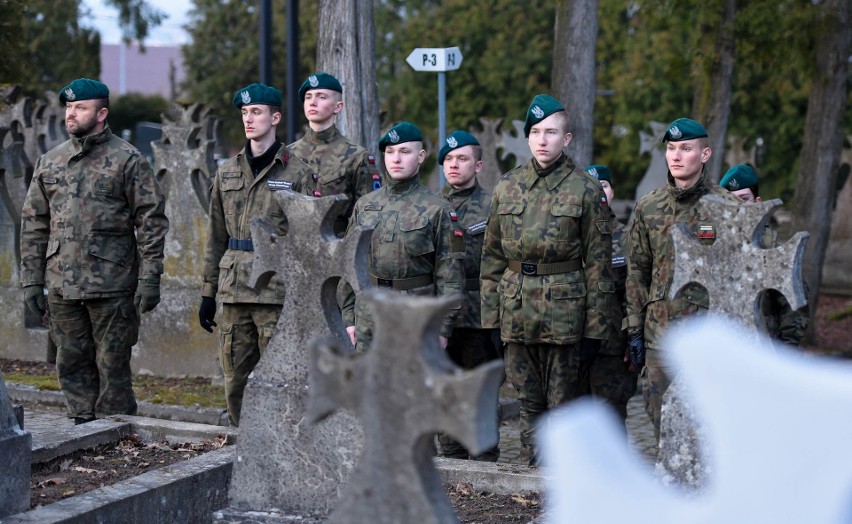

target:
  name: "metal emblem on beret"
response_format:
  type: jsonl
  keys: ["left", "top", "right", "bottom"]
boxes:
{"left": 588, "top": 167, "right": 599, "bottom": 179}
{"left": 309, "top": 75, "right": 319, "bottom": 87}
{"left": 728, "top": 178, "right": 739, "bottom": 190}
{"left": 65, "top": 88, "right": 75, "bottom": 101}
{"left": 389, "top": 129, "right": 400, "bottom": 143}
{"left": 447, "top": 136, "right": 458, "bottom": 148}
{"left": 531, "top": 105, "right": 544, "bottom": 119}
{"left": 669, "top": 125, "right": 682, "bottom": 139}
{"left": 241, "top": 90, "right": 251, "bottom": 104}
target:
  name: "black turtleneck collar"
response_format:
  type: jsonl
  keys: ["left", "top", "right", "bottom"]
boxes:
{"left": 246, "top": 139, "right": 281, "bottom": 176}
{"left": 533, "top": 153, "right": 567, "bottom": 177}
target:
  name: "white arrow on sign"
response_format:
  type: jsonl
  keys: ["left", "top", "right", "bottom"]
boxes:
{"left": 406, "top": 47, "right": 463, "bottom": 72}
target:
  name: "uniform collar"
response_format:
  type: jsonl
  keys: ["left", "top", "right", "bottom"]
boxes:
{"left": 666, "top": 170, "right": 708, "bottom": 201}
{"left": 70, "top": 125, "right": 112, "bottom": 157}
{"left": 524, "top": 154, "right": 572, "bottom": 190}
{"left": 442, "top": 178, "right": 480, "bottom": 198}
{"left": 305, "top": 124, "right": 339, "bottom": 145}
{"left": 385, "top": 173, "right": 420, "bottom": 194}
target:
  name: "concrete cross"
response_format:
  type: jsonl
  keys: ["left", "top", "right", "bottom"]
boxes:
{"left": 225, "top": 190, "right": 373, "bottom": 518}
{"left": 308, "top": 290, "right": 504, "bottom": 524}
{"left": 669, "top": 195, "right": 809, "bottom": 332}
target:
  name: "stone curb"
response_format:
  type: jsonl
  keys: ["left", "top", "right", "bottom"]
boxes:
{"left": 435, "top": 458, "right": 543, "bottom": 495}
{"left": 6, "top": 382, "right": 230, "bottom": 426}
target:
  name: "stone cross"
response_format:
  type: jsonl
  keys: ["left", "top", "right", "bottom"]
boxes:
{"left": 634, "top": 121, "right": 669, "bottom": 200}
{"left": 0, "top": 373, "right": 31, "bottom": 518}
{"left": 308, "top": 290, "right": 505, "bottom": 524}
{"left": 470, "top": 117, "right": 505, "bottom": 193}
{"left": 669, "top": 195, "right": 809, "bottom": 332}
{"left": 500, "top": 119, "right": 532, "bottom": 167}
{"left": 223, "top": 191, "right": 373, "bottom": 519}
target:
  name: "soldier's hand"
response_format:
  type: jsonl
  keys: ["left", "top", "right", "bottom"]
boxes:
{"left": 24, "top": 285, "right": 47, "bottom": 318}
{"left": 199, "top": 296, "right": 217, "bottom": 333}
{"left": 134, "top": 276, "right": 161, "bottom": 314}
{"left": 627, "top": 329, "right": 646, "bottom": 372}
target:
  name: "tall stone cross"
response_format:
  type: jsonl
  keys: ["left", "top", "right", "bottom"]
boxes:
{"left": 225, "top": 191, "right": 372, "bottom": 518}
{"left": 669, "top": 195, "right": 809, "bottom": 332}
{"left": 307, "top": 290, "right": 505, "bottom": 524}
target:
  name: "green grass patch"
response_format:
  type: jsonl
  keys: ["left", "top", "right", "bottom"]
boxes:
{"left": 4, "top": 373, "right": 61, "bottom": 391}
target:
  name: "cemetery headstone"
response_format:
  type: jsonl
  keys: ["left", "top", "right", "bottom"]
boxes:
{"left": 0, "top": 373, "right": 31, "bottom": 518}
{"left": 634, "top": 121, "right": 669, "bottom": 200}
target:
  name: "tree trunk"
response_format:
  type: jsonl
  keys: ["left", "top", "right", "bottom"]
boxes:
{"left": 791, "top": 0, "right": 850, "bottom": 338}
{"left": 316, "top": 0, "right": 381, "bottom": 158}
{"left": 691, "top": 0, "right": 736, "bottom": 183}
{"left": 551, "top": 0, "right": 598, "bottom": 168}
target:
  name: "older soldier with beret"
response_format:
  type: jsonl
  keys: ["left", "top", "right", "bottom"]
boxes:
{"left": 20, "top": 78, "right": 169, "bottom": 424}
{"left": 480, "top": 94, "right": 615, "bottom": 465}
{"left": 720, "top": 164, "right": 810, "bottom": 346}
{"left": 341, "top": 122, "right": 465, "bottom": 350}
{"left": 289, "top": 72, "right": 381, "bottom": 236}
{"left": 623, "top": 118, "right": 738, "bottom": 444}
{"left": 584, "top": 164, "right": 638, "bottom": 424}
{"left": 436, "top": 130, "right": 502, "bottom": 461}
{"left": 199, "top": 83, "right": 314, "bottom": 426}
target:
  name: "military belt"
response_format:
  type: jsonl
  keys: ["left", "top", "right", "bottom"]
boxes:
{"left": 465, "top": 278, "right": 480, "bottom": 290}
{"left": 228, "top": 238, "right": 254, "bottom": 251}
{"left": 370, "top": 274, "right": 433, "bottom": 290}
{"left": 507, "top": 259, "right": 581, "bottom": 276}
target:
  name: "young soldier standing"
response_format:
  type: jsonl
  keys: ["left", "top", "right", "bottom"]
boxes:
{"left": 480, "top": 95, "right": 614, "bottom": 465}
{"left": 341, "top": 122, "right": 464, "bottom": 351}
{"left": 623, "top": 118, "right": 738, "bottom": 443}
{"left": 198, "top": 83, "right": 313, "bottom": 426}
{"left": 437, "top": 130, "right": 502, "bottom": 461}
{"left": 719, "top": 164, "right": 810, "bottom": 346}
{"left": 20, "top": 78, "right": 168, "bottom": 424}
{"left": 584, "top": 164, "right": 638, "bottom": 424}
{"left": 288, "top": 72, "right": 381, "bottom": 235}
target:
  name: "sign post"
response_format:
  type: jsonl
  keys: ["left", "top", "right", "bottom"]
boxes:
{"left": 406, "top": 47, "right": 463, "bottom": 187}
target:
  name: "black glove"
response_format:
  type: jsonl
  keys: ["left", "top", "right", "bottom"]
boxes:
{"left": 134, "top": 276, "right": 161, "bottom": 314}
{"left": 627, "top": 329, "right": 646, "bottom": 372}
{"left": 579, "top": 338, "right": 601, "bottom": 364}
{"left": 24, "top": 285, "right": 47, "bottom": 318}
{"left": 198, "top": 296, "right": 217, "bottom": 333}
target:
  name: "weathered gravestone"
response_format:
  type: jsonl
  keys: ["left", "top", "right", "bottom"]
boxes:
{"left": 634, "top": 121, "right": 669, "bottom": 200}
{"left": 657, "top": 195, "right": 809, "bottom": 488}
{"left": 0, "top": 373, "right": 31, "bottom": 518}
{"left": 470, "top": 117, "right": 505, "bottom": 193}
{"left": 308, "top": 290, "right": 504, "bottom": 524}
{"left": 214, "top": 191, "right": 372, "bottom": 521}
{"left": 541, "top": 318, "right": 852, "bottom": 524}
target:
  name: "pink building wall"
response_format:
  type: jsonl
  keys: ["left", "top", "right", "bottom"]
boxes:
{"left": 100, "top": 43, "right": 185, "bottom": 99}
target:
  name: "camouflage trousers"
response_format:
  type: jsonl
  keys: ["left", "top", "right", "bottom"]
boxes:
{"left": 437, "top": 328, "right": 503, "bottom": 462}
{"left": 505, "top": 342, "right": 585, "bottom": 466}
{"left": 219, "top": 303, "right": 281, "bottom": 426}
{"left": 579, "top": 352, "right": 638, "bottom": 424}
{"left": 641, "top": 349, "right": 675, "bottom": 445}
{"left": 48, "top": 295, "right": 139, "bottom": 421}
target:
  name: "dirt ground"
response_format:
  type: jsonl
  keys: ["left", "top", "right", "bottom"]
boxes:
{"left": 30, "top": 434, "right": 229, "bottom": 508}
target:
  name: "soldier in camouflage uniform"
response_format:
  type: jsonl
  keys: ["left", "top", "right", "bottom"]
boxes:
{"left": 288, "top": 72, "right": 382, "bottom": 236}
{"left": 341, "top": 122, "right": 465, "bottom": 350}
{"left": 623, "top": 118, "right": 739, "bottom": 443}
{"left": 198, "top": 83, "right": 314, "bottom": 426}
{"left": 720, "top": 164, "right": 810, "bottom": 345}
{"left": 584, "top": 164, "right": 638, "bottom": 423}
{"left": 20, "top": 78, "right": 168, "bottom": 424}
{"left": 480, "top": 95, "right": 614, "bottom": 465}
{"left": 436, "top": 130, "right": 502, "bottom": 461}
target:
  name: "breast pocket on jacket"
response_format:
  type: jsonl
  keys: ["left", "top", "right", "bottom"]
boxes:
{"left": 220, "top": 172, "right": 244, "bottom": 216}
{"left": 497, "top": 202, "right": 525, "bottom": 246}
{"left": 400, "top": 215, "right": 434, "bottom": 258}
{"left": 549, "top": 201, "right": 582, "bottom": 243}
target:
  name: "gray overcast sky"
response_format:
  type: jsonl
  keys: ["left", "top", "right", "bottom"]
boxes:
{"left": 82, "top": 0, "right": 192, "bottom": 45}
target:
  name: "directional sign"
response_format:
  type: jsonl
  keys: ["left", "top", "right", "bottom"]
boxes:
{"left": 406, "top": 47, "right": 463, "bottom": 72}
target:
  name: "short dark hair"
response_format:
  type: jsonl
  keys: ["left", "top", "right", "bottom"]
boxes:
{"left": 95, "top": 97, "right": 110, "bottom": 111}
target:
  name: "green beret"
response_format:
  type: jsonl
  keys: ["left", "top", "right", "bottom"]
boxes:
{"left": 298, "top": 72, "right": 343, "bottom": 102}
{"left": 585, "top": 164, "right": 612, "bottom": 184}
{"left": 524, "top": 94, "right": 566, "bottom": 137}
{"left": 720, "top": 164, "right": 759, "bottom": 191}
{"left": 438, "top": 130, "right": 480, "bottom": 165}
{"left": 59, "top": 78, "right": 109, "bottom": 104}
{"left": 378, "top": 122, "right": 423, "bottom": 152}
{"left": 661, "top": 117, "right": 708, "bottom": 142}
{"left": 232, "top": 83, "right": 282, "bottom": 108}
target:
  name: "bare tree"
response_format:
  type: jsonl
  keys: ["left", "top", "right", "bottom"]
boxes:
{"left": 316, "top": 0, "right": 381, "bottom": 157}
{"left": 791, "top": 0, "right": 850, "bottom": 336}
{"left": 551, "top": 0, "right": 598, "bottom": 168}
{"left": 691, "top": 0, "right": 737, "bottom": 182}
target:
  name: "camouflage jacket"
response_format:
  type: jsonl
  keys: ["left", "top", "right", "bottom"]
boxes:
{"left": 480, "top": 155, "right": 614, "bottom": 345}
{"left": 20, "top": 126, "right": 168, "bottom": 299}
{"left": 341, "top": 175, "right": 465, "bottom": 337}
{"left": 441, "top": 180, "right": 491, "bottom": 329}
{"left": 623, "top": 172, "right": 738, "bottom": 350}
{"left": 201, "top": 143, "right": 312, "bottom": 304}
{"left": 602, "top": 209, "right": 627, "bottom": 355}
{"left": 288, "top": 125, "right": 381, "bottom": 235}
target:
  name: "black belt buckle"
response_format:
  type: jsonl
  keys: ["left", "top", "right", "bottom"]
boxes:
{"left": 376, "top": 278, "right": 393, "bottom": 288}
{"left": 521, "top": 263, "right": 537, "bottom": 276}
